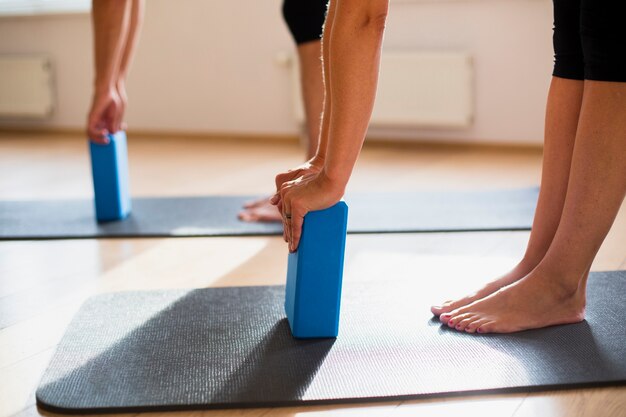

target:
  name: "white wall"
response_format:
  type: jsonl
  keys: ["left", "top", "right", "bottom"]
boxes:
{"left": 0, "top": 0, "right": 553, "bottom": 144}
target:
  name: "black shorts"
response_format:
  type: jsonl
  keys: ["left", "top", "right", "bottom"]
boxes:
{"left": 282, "top": 0, "right": 328, "bottom": 45}
{"left": 553, "top": 0, "right": 626, "bottom": 82}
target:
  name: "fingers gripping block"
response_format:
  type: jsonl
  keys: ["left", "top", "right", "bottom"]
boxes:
{"left": 285, "top": 202, "right": 349, "bottom": 338}
{"left": 89, "top": 131, "right": 132, "bottom": 222}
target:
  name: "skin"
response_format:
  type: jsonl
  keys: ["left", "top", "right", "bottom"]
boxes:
{"left": 238, "top": 40, "right": 325, "bottom": 222}
{"left": 271, "top": 3, "right": 625, "bottom": 333}
{"left": 87, "top": 0, "right": 325, "bottom": 224}
{"left": 431, "top": 77, "right": 584, "bottom": 317}
{"left": 436, "top": 79, "right": 626, "bottom": 334}
{"left": 87, "top": 0, "right": 144, "bottom": 144}
{"left": 272, "top": 0, "right": 390, "bottom": 252}
{"left": 299, "top": 40, "right": 327, "bottom": 160}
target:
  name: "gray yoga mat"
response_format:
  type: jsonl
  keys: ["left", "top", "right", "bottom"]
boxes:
{"left": 0, "top": 188, "right": 538, "bottom": 240}
{"left": 36, "top": 271, "right": 626, "bottom": 413}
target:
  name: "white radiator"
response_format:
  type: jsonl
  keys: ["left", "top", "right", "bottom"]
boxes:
{"left": 291, "top": 51, "right": 473, "bottom": 129}
{"left": 0, "top": 56, "right": 54, "bottom": 118}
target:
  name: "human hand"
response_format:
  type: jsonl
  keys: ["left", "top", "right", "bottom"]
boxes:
{"left": 87, "top": 87, "right": 123, "bottom": 144}
{"left": 271, "top": 156, "right": 324, "bottom": 241}
{"left": 272, "top": 170, "right": 344, "bottom": 252}
{"left": 273, "top": 155, "right": 325, "bottom": 194}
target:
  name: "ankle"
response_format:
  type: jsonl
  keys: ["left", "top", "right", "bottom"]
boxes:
{"left": 511, "top": 256, "right": 540, "bottom": 278}
{"left": 533, "top": 263, "right": 584, "bottom": 299}
{"left": 518, "top": 253, "right": 544, "bottom": 273}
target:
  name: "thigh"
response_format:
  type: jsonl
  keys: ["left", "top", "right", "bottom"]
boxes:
{"left": 580, "top": 0, "right": 626, "bottom": 82}
{"left": 282, "top": 0, "right": 328, "bottom": 45}
{"left": 552, "top": 0, "right": 584, "bottom": 80}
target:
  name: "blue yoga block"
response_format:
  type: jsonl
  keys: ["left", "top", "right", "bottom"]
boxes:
{"left": 285, "top": 201, "right": 349, "bottom": 339}
{"left": 89, "top": 131, "right": 132, "bottom": 222}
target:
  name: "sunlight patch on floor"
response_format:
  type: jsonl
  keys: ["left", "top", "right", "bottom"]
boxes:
{"left": 345, "top": 251, "right": 519, "bottom": 301}
{"left": 95, "top": 238, "right": 274, "bottom": 292}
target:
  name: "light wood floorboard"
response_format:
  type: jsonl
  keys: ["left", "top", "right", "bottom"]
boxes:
{"left": 0, "top": 133, "right": 623, "bottom": 417}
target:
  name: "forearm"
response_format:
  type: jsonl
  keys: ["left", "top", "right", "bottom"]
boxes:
{"left": 92, "top": 0, "right": 132, "bottom": 93}
{"left": 322, "top": 0, "right": 388, "bottom": 189}
{"left": 116, "top": 0, "right": 144, "bottom": 86}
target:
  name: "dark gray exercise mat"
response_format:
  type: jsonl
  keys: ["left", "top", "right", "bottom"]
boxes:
{"left": 0, "top": 188, "right": 538, "bottom": 240}
{"left": 37, "top": 271, "right": 626, "bottom": 413}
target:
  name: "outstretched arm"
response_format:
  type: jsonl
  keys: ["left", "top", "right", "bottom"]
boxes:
{"left": 87, "top": 0, "right": 132, "bottom": 143}
{"left": 274, "top": 0, "right": 389, "bottom": 252}
{"left": 322, "top": 0, "right": 387, "bottom": 189}
{"left": 272, "top": 0, "right": 336, "bottom": 199}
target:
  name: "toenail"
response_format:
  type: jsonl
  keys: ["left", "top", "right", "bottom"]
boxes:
{"left": 448, "top": 320, "right": 454, "bottom": 326}
{"left": 456, "top": 325, "right": 461, "bottom": 329}
{"left": 477, "top": 328, "right": 482, "bottom": 333}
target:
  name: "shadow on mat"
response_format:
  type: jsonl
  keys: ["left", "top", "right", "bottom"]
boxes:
{"left": 214, "top": 319, "right": 335, "bottom": 403}
{"left": 37, "top": 273, "right": 626, "bottom": 411}
{"left": 36, "top": 287, "right": 334, "bottom": 411}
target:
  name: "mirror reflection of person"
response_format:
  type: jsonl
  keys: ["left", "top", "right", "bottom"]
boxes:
{"left": 272, "top": 0, "right": 626, "bottom": 334}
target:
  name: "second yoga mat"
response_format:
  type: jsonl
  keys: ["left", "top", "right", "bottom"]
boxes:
{"left": 0, "top": 188, "right": 538, "bottom": 240}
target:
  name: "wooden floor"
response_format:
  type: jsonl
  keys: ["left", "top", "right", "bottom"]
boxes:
{"left": 0, "top": 132, "right": 624, "bottom": 417}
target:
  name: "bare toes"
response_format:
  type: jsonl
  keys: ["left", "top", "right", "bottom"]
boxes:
{"left": 243, "top": 197, "right": 268, "bottom": 209}
{"left": 439, "top": 312, "right": 453, "bottom": 325}
{"left": 476, "top": 321, "right": 496, "bottom": 334}
{"left": 456, "top": 315, "right": 478, "bottom": 332}
{"left": 243, "top": 201, "right": 258, "bottom": 209}
{"left": 440, "top": 303, "right": 474, "bottom": 324}
{"left": 465, "top": 317, "right": 490, "bottom": 334}
{"left": 446, "top": 312, "right": 472, "bottom": 328}
{"left": 431, "top": 297, "right": 473, "bottom": 316}
{"left": 237, "top": 210, "right": 258, "bottom": 222}
{"left": 430, "top": 300, "right": 453, "bottom": 316}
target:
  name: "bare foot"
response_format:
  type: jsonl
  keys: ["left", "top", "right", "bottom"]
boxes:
{"left": 430, "top": 261, "right": 536, "bottom": 317}
{"left": 243, "top": 196, "right": 268, "bottom": 209}
{"left": 238, "top": 197, "right": 282, "bottom": 223}
{"left": 440, "top": 269, "right": 586, "bottom": 334}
